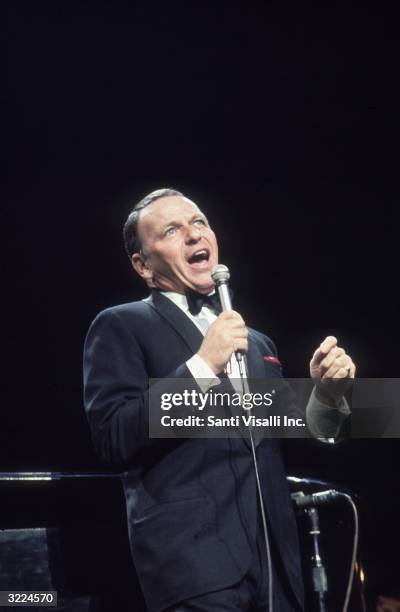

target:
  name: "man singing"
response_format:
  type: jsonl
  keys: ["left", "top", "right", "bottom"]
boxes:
{"left": 83, "top": 188, "right": 355, "bottom": 611}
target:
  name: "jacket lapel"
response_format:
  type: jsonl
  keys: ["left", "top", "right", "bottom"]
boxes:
{"left": 242, "top": 333, "right": 268, "bottom": 448}
{"left": 145, "top": 290, "right": 205, "bottom": 355}
{"left": 246, "top": 331, "right": 267, "bottom": 379}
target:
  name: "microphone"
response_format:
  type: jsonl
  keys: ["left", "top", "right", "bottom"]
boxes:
{"left": 291, "top": 489, "right": 342, "bottom": 510}
{"left": 211, "top": 264, "right": 243, "bottom": 364}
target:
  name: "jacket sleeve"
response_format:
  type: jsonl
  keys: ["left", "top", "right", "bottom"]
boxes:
{"left": 83, "top": 308, "right": 197, "bottom": 469}
{"left": 305, "top": 387, "right": 351, "bottom": 443}
{"left": 259, "top": 331, "right": 351, "bottom": 442}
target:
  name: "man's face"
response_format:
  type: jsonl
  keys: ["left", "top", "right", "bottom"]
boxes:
{"left": 132, "top": 195, "right": 219, "bottom": 294}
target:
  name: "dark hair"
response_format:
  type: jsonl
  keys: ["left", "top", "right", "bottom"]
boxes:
{"left": 123, "top": 188, "right": 184, "bottom": 259}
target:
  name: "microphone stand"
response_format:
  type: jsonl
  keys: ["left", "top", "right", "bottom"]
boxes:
{"left": 306, "top": 507, "right": 328, "bottom": 612}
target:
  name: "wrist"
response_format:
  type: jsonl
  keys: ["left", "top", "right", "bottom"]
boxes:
{"left": 196, "top": 350, "right": 220, "bottom": 375}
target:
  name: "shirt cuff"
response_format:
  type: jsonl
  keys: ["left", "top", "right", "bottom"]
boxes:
{"left": 186, "top": 354, "right": 221, "bottom": 393}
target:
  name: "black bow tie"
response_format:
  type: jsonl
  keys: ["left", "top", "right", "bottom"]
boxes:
{"left": 185, "top": 290, "right": 222, "bottom": 316}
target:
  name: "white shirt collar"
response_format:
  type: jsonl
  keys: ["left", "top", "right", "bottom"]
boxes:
{"left": 160, "top": 289, "right": 217, "bottom": 315}
{"left": 160, "top": 291, "right": 190, "bottom": 313}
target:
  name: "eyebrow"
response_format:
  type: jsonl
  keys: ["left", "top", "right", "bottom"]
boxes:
{"left": 160, "top": 213, "right": 207, "bottom": 231}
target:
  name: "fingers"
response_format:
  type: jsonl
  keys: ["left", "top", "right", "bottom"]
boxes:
{"left": 348, "top": 362, "right": 356, "bottom": 378}
{"left": 232, "top": 323, "right": 249, "bottom": 353}
{"left": 319, "top": 336, "right": 338, "bottom": 354}
{"left": 322, "top": 351, "right": 356, "bottom": 378}
{"left": 233, "top": 327, "right": 249, "bottom": 339}
{"left": 203, "top": 311, "right": 249, "bottom": 371}
{"left": 218, "top": 310, "right": 241, "bottom": 320}
{"left": 218, "top": 310, "right": 245, "bottom": 325}
{"left": 217, "top": 310, "right": 248, "bottom": 337}
{"left": 323, "top": 358, "right": 356, "bottom": 379}
{"left": 323, "top": 357, "right": 350, "bottom": 379}
{"left": 310, "top": 336, "right": 338, "bottom": 367}
{"left": 233, "top": 337, "right": 249, "bottom": 353}
{"left": 320, "top": 347, "right": 345, "bottom": 371}
{"left": 310, "top": 336, "right": 356, "bottom": 380}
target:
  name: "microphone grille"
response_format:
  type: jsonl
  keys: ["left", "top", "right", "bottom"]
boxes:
{"left": 211, "top": 264, "right": 230, "bottom": 284}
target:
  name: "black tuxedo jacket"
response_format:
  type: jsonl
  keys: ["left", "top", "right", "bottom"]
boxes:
{"left": 83, "top": 290, "right": 304, "bottom": 611}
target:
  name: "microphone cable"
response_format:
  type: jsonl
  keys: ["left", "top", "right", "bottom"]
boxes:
{"left": 212, "top": 264, "right": 274, "bottom": 611}
{"left": 238, "top": 357, "right": 274, "bottom": 612}
{"left": 341, "top": 493, "right": 359, "bottom": 612}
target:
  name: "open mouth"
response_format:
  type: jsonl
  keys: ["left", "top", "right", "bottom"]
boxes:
{"left": 187, "top": 248, "right": 210, "bottom": 267}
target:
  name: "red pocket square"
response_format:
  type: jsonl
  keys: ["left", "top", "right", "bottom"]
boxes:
{"left": 263, "top": 355, "right": 282, "bottom": 367}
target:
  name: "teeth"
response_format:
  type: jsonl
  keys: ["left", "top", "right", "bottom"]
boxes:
{"left": 188, "top": 249, "right": 209, "bottom": 263}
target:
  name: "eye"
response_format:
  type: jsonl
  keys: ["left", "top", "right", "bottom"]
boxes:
{"left": 165, "top": 226, "right": 177, "bottom": 236}
{"left": 194, "top": 218, "right": 206, "bottom": 226}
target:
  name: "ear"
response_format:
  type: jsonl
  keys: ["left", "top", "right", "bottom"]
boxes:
{"left": 131, "top": 253, "right": 153, "bottom": 283}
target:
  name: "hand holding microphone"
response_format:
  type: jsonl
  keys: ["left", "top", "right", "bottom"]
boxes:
{"left": 196, "top": 264, "right": 248, "bottom": 375}
{"left": 197, "top": 310, "right": 248, "bottom": 374}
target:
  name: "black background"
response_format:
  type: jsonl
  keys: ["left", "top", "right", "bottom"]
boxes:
{"left": 4, "top": 0, "right": 400, "bottom": 598}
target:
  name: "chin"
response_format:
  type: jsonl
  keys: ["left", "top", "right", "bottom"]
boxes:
{"left": 193, "top": 280, "right": 214, "bottom": 294}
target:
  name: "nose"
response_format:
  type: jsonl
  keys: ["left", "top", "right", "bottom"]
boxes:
{"left": 184, "top": 224, "right": 201, "bottom": 244}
